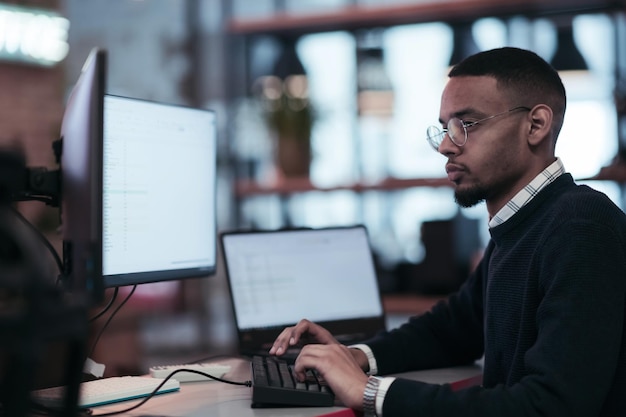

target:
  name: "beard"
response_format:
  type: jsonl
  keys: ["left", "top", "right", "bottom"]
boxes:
{"left": 454, "top": 184, "right": 487, "bottom": 208}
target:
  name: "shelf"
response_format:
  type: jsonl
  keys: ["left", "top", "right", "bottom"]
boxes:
{"left": 235, "top": 176, "right": 453, "bottom": 197}
{"left": 227, "top": 0, "right": 624, "bottom": 37}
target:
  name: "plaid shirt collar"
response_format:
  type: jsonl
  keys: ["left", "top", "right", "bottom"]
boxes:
{"left": 489, "top": 158, "right": 566, "bottom": 228}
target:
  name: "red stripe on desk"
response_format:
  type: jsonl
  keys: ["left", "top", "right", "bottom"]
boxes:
{"left": 315, "top": 410, "right": 362, "bottom": 417}
{"left": 450, "top": 374, "right": 483, "bottom": 391}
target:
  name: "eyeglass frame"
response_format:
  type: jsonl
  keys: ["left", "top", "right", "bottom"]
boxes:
{"left": 426, "top": 106, "right": 532, "bottom": 151}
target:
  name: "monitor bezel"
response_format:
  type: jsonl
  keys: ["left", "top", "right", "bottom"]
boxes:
{"left": 59, "top": 47, "right": 106, "bottom": 303}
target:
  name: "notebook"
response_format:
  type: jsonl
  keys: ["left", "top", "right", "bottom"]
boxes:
{"left": 221, "top": 225, "right": 387, "bottom": 359}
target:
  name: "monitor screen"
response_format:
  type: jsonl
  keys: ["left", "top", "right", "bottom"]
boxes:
{"left": 60, "top": 47, "right": 106, "bottom": 303}
{"left": 101, "top": 95, "right": 218, "bottom": 287}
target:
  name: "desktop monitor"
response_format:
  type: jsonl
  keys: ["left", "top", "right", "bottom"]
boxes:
{"left": 60, "top": 47, "right": 106, "bottom": 303}
{"left": 60, "top": 48, "right": 218, "bottom": 301}
{"left": 101, "top": 94, "right": 218, "bottom": 287}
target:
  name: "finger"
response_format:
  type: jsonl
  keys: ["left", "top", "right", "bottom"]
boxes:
{"left": 270, "top": 319, "right": 316, "bottom": 355}
{"left": 297, "top": 320, "right": 337, "bottom": 345}
{"left": 269, "top": 327, "right": 295, "bottom": 355}
{"left": 292, "top": 350, "right": 312, "bottom": 379}
{"left": 293, "top": 344, "right": 325, "bottom": 373}
{"left": 287, "top": 319, "right": 314, "bottom": 346}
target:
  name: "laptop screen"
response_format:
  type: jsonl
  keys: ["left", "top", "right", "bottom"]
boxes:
{"left": 221, "top": 226, "right": 386, "bottom": 351}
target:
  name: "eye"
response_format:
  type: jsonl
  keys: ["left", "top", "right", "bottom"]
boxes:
{"left": 462, "top": 120, "right": 479, "bottom": 128}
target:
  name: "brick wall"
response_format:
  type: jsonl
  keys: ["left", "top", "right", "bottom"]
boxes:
{"left": 0, "top": 0, "right": 64, "bottom": 225}
{"left": 0, "top": 64, "right": 64, "bottom": 165}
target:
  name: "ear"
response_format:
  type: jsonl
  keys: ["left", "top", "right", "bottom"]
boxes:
{"left": 526, "top": 104, "right": 553, "bottom": 147}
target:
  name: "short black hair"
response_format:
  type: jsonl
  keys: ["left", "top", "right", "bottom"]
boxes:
{"left": 449, "top": 47, "right": 566, "bottom": 140}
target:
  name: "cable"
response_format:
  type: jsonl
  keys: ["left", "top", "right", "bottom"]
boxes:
{"left": 88, "top": 285, "right": 136, "bottom": 359}
{"left": 91, "top": 370, "right": 252, "bottom": 417}
{"left": 89, "top": 288, "right": 119, "bottom": 323}
{"left": 166, "top": 369, "right": 251, "bottom": 387}
{"left": 9, "top": 206, "right": 63, "bottom": 273}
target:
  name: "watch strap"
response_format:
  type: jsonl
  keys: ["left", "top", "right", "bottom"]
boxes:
{"left": 363, "top": 375, "right": 382, "bottom": 417}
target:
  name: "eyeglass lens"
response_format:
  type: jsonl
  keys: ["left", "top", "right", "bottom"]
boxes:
{"left": 427, "top": 118, "right": 466, "bottom": 150}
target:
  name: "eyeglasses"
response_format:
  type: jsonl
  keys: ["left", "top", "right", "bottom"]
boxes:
{"left": 426, "top": 106, "right": 531, "bottom": 151}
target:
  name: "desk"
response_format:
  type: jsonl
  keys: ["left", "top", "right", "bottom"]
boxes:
{"left": 89, "top": 357, "right": 482, "bottom": 417}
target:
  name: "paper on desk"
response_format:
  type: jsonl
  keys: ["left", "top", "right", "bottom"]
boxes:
{"left": 83, "top": 357, "right": 105, "bottom": 378}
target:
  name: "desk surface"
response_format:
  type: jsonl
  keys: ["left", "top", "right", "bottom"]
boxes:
{"left": 89, "top": 357, "right": 482, "bottom": 417}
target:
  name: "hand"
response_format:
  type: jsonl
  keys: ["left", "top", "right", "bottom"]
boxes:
{"left": 269, "top": 319, "right": 339, "bottom": 356}
{"left": 294, "top": 343, "right": 369, "bottom": 410}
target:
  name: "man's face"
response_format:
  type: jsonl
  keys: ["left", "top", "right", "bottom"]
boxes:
{"left": 437, "top": 76, "right": 531, "bottom": 213}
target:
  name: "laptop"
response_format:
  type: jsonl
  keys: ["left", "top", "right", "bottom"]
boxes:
{"left": 221, "top": 225, "right": 387, "bottom": 360}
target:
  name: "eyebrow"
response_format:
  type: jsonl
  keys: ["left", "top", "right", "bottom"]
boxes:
{"left": 438, "top": 107, "right": 478, "bottom": 124}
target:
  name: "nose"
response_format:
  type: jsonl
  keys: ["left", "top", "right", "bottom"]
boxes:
{"left": 437, "top": 132, "right": 460, "bottom": 157}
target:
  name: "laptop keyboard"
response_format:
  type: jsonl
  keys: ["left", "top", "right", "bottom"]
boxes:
{"left": 251, "top": 355, "right": 335, "bottom": 407}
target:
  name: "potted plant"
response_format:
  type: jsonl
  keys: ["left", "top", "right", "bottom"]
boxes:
{"left": 257, "top": 74, "right": 314, "bottom": 178}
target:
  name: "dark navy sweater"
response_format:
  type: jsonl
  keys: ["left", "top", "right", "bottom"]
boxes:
{"left": 367, "top": 174, "right": 626, "bottom": 417}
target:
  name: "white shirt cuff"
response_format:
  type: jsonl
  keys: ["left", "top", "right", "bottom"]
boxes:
{"left": 350, "top": 344, "right": 378, "bottom": 375}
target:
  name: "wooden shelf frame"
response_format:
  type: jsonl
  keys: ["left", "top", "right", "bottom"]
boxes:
{"left": 235, "top": 176, "right": 453, "bottom": 197}
{"left": 228, "top": 0, "right": 625, "bottom": 37}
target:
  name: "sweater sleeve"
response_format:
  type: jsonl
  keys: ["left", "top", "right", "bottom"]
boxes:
{"left": 378, "top": 210, "right": 626, "bottom": 417}
{"left": 365, "top": 247, "right": 489, "bottom": 375}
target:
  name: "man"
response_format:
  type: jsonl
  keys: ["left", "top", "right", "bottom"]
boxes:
{"left": 269, "top": 47, "right": 626, "bottom": 417}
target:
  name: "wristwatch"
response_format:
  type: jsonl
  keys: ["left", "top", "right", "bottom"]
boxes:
{"left": 363, "top": 375, "right": 382, "bottom": 417}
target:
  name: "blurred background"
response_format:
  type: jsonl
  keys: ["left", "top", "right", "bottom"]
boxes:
{"left": 1, "top": 0, "right": 625, "bottom": 377}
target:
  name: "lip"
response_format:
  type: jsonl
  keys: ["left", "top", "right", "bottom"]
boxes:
{"left": 445, "top": 163, "right": 464, "bottom": 182}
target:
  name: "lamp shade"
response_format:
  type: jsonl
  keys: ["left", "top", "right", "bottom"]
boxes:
{"left": 449, "top": 22, "right": 480, "bottom": 67}
{"left": 273, "top": 39, "right": 306, "bottom": 79}
{"left": 550, "top": 21, "right": 588, "bottom": 71}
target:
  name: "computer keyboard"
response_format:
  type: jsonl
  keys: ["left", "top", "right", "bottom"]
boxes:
{"left": 32, "top": 376, "right": 180, "bottom": 408}
{"left": 251, "top": 355, "right": 335, "bottom": 407}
